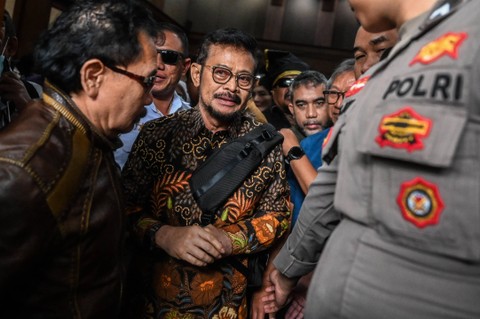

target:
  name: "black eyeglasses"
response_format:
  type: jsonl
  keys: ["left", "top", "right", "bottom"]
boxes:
{"left": 324, "top": 90, "right": 346, "bottom": 104}
{"left": 104, "top": 63, "right": 156, "bottom": 91}
{"left": 157, "top": 49, "right": 184, "bottom": 65}
{"left": 203, "top": 65, "right": 255, "bottom": 90}
{"left": 274, "top": 77, "right": 294, "bottom": 88}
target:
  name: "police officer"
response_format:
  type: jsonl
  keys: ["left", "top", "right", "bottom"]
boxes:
{"left": 265, "top": 0, "right": 480, "bottom": 318}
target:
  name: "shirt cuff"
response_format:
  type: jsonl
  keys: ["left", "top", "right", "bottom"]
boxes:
{"left": 273, "top": 239, "right": 318, "bottom": 278}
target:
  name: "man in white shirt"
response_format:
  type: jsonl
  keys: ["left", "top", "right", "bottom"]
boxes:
{"left": 115, "top": 22, "right": 191, "bottom": 168}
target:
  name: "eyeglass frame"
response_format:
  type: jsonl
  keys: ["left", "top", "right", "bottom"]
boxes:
{"left": 323, "top": 90, "right": 347, "bottom": 104}
{"left": 157, "top": 49, "right": 185, "bottom": 65}
{"left": 103, "top": 63, "right": 157, "bottom": 91}
{"left": 202, "top": 64, "right": 255, "bottom": 90}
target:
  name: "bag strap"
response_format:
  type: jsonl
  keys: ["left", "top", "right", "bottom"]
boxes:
{"left": 189, "top": 123, "right": 283, "bottom": 225}
{"left": 193, "top": 124, "right": 278, "bottom": 200}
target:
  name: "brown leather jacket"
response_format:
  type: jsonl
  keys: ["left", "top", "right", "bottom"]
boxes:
{"left": 0, "top": 82, "right": 126, "bottom": 318}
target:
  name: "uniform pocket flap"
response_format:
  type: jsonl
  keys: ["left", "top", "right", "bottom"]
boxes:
{"left": 357, "top": 103, "right": 467, "bottom": 168}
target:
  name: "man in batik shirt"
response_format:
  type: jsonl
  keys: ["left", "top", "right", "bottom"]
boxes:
{"left": 122, "top": 28, "right": 290, "bottom": 319}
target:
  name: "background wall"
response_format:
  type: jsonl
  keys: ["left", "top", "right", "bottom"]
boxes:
{"left": 160, "top": 0, "right": 357, "bottom": 48}
{"left": 4, "top": 0, "right": 358, "bottom": 77}
{"left": 158, "top": 0, "right": 358, "bottom": 75}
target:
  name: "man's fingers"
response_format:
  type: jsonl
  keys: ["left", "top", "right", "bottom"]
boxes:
{"left": 264, "top": 303, "right": 279, "bottom": 313}
{"left": 185, "top": 245, "right": 216, "bottom": 264}
{"left": 203, "top": 225, "right": 227, "bottom": 254}
{"left": 262, "top": 293, "right": 276, "bottom": 302}
{"left": 182, "top": 252, "right": 207, "bottom": 267}
{"left": 265, "top": 285, "right": 275, "bottom": 293}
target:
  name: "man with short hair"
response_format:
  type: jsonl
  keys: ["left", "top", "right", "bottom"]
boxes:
{"left": 122, "top": 28, "right": 290, "bottom": 319}
{"left": 0, "top": 1, "right": 158, "bottom": 317}
{"left": 115, "top": 22, "right": 191, "bottom": 169}
{"left": 353, "top": 26, "right": 398, "bottom": 80}
{"left": 280, "top": 70, "right": 329, "bottom": 225}
{"left": 324, "top": 58, "right": 356, "bottom": 124}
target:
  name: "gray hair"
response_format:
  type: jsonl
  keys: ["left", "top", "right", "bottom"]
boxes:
{"left": 328, "top": 58, "right": 355, "bottom": 89}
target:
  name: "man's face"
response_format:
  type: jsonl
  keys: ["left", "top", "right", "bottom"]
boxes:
{"left": 353, "top": 26, "right": 398, "bottom": 79}
{"left": 289, "top": 82, "right": 328, "bottom": 136}
{"left": 271, "top": 76, "right": 295, "bottom": 113}
{"left": 326, "top": 70, "right": 356, "bottom": 123}
{"left": 193, "top": 44, "right": 255, "bottom": 125}
{"left": 101, "top": 31, "right": 157, "bottom": 136}
{"left": 151, "top": 30, "right": 191, "bottom": 99}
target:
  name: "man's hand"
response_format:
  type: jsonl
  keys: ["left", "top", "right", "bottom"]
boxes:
{"left": 262, "top": 268, "right": 298, "bottom": 313}
{"left": 250, "top": 287, "right": 270, "bottom": 319}
{"left": 251, "top": 269, "right": 282, "bottom": 319}
{"left": 279, "top": 128, "right": 300, "bottom": 156}
{"left": 285, "top": 296, "right": 306, "bottom": 319}
{"left": 154, "top": 225, "right": 226, "bottom": 267}
{"left": 284, "top": 271, "right": 312, "bottom": 319}
{"left": 204, "top": 224, "right": 232, "bottom": 256}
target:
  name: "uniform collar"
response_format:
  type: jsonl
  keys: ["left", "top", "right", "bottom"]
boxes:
{"left": 420, "top": 0, "right": 466, "bottom": 32}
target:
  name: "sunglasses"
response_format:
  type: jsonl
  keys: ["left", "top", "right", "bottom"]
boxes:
{"left": 104, "top": 63, "right": 156, "bottom": 91}
{"left": 157, "top": 49, "right": 184, "bottom": 65}
{"left": 274, "top": 77, "right": 294, "bottom": 88}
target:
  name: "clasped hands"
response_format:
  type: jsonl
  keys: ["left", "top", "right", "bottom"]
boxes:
{"left": 154, "top": 224, "right": 232, "bottom": 267}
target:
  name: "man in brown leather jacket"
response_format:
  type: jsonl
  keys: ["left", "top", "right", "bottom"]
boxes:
{"left": 0, "top": 1, "right": 158, "bottom": 317}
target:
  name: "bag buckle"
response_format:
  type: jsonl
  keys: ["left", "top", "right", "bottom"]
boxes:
{"left": 261, "top": 130, "right": 274, "bottom": 140}
{"left": 240, "top": 142, "right": 253, "bottom": 157}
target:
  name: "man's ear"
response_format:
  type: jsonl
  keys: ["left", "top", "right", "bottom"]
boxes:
{"left": 80, "top": 59, "right": 105, "bottom": 98}
{"left": 190, "top": 62, "right": 201, "bottom": 88}
{"left": 288, "top": 102, "right": 294, "bottom": 115}
{"left": 181, "top": 57, "right": 192, "bottom": 77}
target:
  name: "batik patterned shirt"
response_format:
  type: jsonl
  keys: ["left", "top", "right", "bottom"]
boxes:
{"left": 122, "top": 106, "right": 291, "bottom": 319}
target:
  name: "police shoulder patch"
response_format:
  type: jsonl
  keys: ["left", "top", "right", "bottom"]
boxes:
{"left": 345, "top": 75, "right": 370, "bottom": 98}
{"left": 396, "top": 177, "right": 444, "bottom": 228}
{"left": 322, "top": 127, "right": 333, "bottom": 148}
{"left": 410, "top": 32, "right": 467, "bottom": 66}
{"left": 375, "top": 107, "right": 432, "bottom": 152}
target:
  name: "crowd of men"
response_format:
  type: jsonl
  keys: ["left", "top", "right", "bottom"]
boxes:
{"left": 0, "top": 0, "right": 479, "bottom": 318}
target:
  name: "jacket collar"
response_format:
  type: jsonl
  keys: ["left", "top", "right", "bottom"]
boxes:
{"left": 42, "top": 81, "right": 121, "bottom": 150}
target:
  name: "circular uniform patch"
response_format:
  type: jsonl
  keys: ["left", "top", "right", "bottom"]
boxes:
{"left": 396, "top": 177, "right": 444, "bottom": 228}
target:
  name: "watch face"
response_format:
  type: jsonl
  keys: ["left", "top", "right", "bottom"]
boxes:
{"left": 289, "top": 146, "right": 304, "bottom": 159}
{"left": 286, "top": 146, "right": 305, "bottom": 164}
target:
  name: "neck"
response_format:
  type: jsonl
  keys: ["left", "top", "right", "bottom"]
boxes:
{"left": 199, "top": 104, "right": 228, "bottom": 133}
{"left": 152, "top": 94, "right": 174, "bottom": 116}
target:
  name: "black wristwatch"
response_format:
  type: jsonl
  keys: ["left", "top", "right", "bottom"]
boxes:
{"left": 146, "top": 223, "right": 162, "bottom": 251}
{"left": 285, "top": 146, "right": 305, "bottom": 165}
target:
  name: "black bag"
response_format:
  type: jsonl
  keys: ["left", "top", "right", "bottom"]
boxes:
{"left": 190, "top": 123, "right": 283, "bottom": 224}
